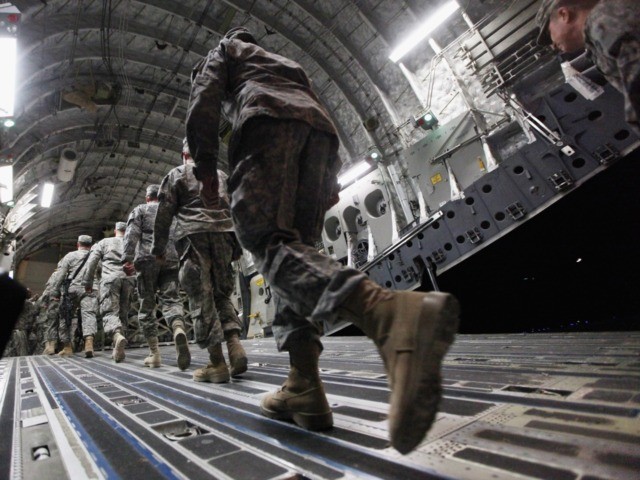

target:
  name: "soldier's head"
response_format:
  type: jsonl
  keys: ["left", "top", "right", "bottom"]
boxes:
{"left": 224, "top": 27, "right": 257, "bottom": 45}
{"left": 536, "top": 0, "right": 599, "bottom": 53}
{"left": 145, "top": 184, "right": 160, "bottom": 203}
{"left": 114, "top": 221, "right": 126, "bottom": 237}
{"left": 182, "top": 137, "right": 194, "bottom": 165}
{"left": 77, "top": 235, "right": 92, "bottom": 250}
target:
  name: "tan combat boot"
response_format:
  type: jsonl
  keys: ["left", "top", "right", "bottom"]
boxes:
{"left": 193, "top": 343, "right": 230, "bottom": 383}
{"left": 173, "top": 322, "right": 191, "bottom": 371}
{"left": 112, "top": 331, "right": 127, "bottom": 363}
{"left": 84, "top": 336, "right": 94, "bottom": 358}
{"left": 225, "top": 329, "right": 248, "bottom": 377}
{"left": 42, "top": 340, "right": 56, "bottom": 355}
{"left": 144, "top": 336, "right": 162, "bottom": 368}
{"left": 57, "top": 343, "right": 73, "bottom": 357}
{"left": 338, "top": 278, "right": 460, "bottom": 454}
{"left": 260, "top": 340, "right": 333, "bottom": 431}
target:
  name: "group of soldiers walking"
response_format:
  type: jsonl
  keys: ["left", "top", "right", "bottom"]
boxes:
{"left": 5, "top": 164, "right": 248, "bottom": 385}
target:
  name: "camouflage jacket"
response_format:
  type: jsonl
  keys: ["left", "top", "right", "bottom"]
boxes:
{"left": 585, "top": 0, "right": 640, "bottom": 133}
{"left": 83, "top": 236, "right": 127, "bottom": 287}
{"left": 152, "top": 165, "right": 234, "bottom": 256}
{"left": 14, "top": 299, "right": 37, "bottom": 331}
{"left": 50, "top": 249, "right": 92, "bottom": 296}
{"left": 123, "top": 201, "right": 178, "bottom": 267}
{"left": 186, "top": 34, "right": 338, "bottom": 175}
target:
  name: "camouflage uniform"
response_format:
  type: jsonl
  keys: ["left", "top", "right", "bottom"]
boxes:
{"left": 186, "top": 28, "right": 364, "bottom": 350}
{"left": 50, "top": 248, "right": 99, "bottom": 344}
{"left": 584, "top": 0, "right": 640, "bottom": 135}
{"left": 39, "top": 272, "right": 61, "bottom": 344}
{"left": 152, "top": 166, "right": 242, "bottom": 348}
{"left": 123, "top": 198, "right": 183, "bottom": 339}
{"left": 83, "top": 235, "right": 134, "bottom": 335}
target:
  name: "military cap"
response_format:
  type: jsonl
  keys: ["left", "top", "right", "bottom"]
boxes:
{"left": 224, "top": 27, "right": 257, "bottom": 44}
{"left": 146, "top": 184, "right": 160, "bottom": 197}
{"left": 78, "top": 235, "right": 93, "bottom": 244}
{"left": 535, "top": 0, "right": 559, "bottom": 46}
{"left": 115, "top": 221, "right": 127, "bottom": 231}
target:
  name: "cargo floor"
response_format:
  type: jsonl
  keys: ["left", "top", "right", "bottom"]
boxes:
{"left": 1, "top": 332, "right": 639, "bottom": 479}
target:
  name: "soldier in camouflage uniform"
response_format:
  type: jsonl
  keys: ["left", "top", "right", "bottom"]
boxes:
{"left": 83, "top": 222, "right": 134, "bottom": 361}
{"left": 185, "top": 27, "right": 460, "bottom": 454}
{"left": 123, "top": 185, "right": 188, "bottom": 369}
{"left": 536, "top": 0, "right": 640, "bottom": 135}
{"left": 49, "top": 235, "right": 99, "bottom": 357}
{"left": 152, "top": 139, "right": 246, "bottom": 383}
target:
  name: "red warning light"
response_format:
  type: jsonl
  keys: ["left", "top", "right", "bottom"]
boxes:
{"left": 7, "top": 14, "right": 20, "bottom": 23}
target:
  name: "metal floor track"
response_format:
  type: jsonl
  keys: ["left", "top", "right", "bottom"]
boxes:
{"left": 1, "top": 332, "right": 639, "bottom": 480}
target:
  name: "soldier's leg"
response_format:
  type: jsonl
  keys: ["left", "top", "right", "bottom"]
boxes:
{"left": 43, "top": 299, "right": 60, "bottom": 354}
{"left": 14, "top": 330, "right": 29, "bottom": 356}
{"left": 137, "top": 263, "right": 162, "bottom": 368}
{"left": 158, "top": 267, "right": 190, "bottom": 370}
{"left": 101, "top": 278, "right": 128, "bottom": 363}
{"left": 181, "top": 234, "right": 228, "bottom": 383}
{"left": 80, "top": 291, "right": 98, "bottom": 358}
{"left": 210, "top": 233, "right": 247, "bottom": 377}
{"left": 58, "top": 292, "right": 82, "bottom": 356}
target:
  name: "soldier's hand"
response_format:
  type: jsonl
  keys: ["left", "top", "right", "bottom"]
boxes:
{"left": 123, "top": 261, "right": 136, "bottom": 276}
{"left": 85, "top": 287, "right": 93, "bottom": 293}
{"left": 155, "top": 254, "right": 165, "bottom": 263}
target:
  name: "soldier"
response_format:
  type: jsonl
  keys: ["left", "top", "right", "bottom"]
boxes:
{"left": 83, "top": 222, "right": 134, "bottom": 361}
{"left": 123, "top": 185, "right": 189, "bottom": 369}
{"left": 185, "top": 27, "right": 460, "bottom": 454}
{"left": 152, "top": 139, "right": 247, "bottom": 384}
{"left": 536, "top": 0, "right": 640, "bottom": 135}
{"left": 49, "top": 235, "right": 99, "bottom": 357}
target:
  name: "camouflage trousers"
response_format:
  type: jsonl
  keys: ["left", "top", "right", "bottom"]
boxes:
{"left": 44, "top": 299, "right": 60, "bottom": 342}
{"left": 177, "top": 232, "right": 242, "bottom": 349}
{"left": 135, "top": 260, "right": 183, "bottom": 339}
{"left": 59, "top": 287, "right": 98, "bottom": 343}
{"left": 228, "top": 118, "right": 366, "bottom": 351}
{"left": 100, "top": 275, "right": 135, "bottom": 335}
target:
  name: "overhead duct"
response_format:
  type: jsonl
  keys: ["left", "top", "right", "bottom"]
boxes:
{"left": 57, "top": 148, "right": 78, "bottom": 182}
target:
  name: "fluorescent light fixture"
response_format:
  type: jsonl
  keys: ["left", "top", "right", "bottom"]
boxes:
{"left": 338, "top": 162, "right": 373, "bottom": 186}
{"left": 0, "top": 165, "right": 13, "bottom": 203}
{"left": 389, "top": 1, "right": 459, "bottom": 62}
{"left": 41, "top": 182, "right": 55, "bottom": 208}
{"left": 0, "top": 37, "right": 17, "bottom": 118}
{"left": 4, "top": 119, "right": 15, "bottom": 128}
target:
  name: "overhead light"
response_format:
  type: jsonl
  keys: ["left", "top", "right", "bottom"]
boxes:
{"left": 3, "top": 119, "right": 14, "bottom": 128}
{"left": 389, "top": 1, "right": 460, "bottom": 62}
{"left": 366, "top": 148, "right": 383, "bottom": 162}
{"left": 337, "top": 162, "right": 374, "bottom": 187}
{"left": 576, "top": 258, "right": 582, "bottom": 263}
{"left": 0, "top": 37, "right": 17, "bottom": 119}
{"left": 0, "top": 165, "right": 13, "bottom": 203}
{"left": 412, "top": 111, "right": 439, "bottom": 130}
{"left": 41, "top": 182, "right": 55, "bottom": 208}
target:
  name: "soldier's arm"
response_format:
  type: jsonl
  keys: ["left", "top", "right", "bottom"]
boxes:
{"left": 122, "top": 207, "right": 141, "bottom": 263}
{"left": 82, "top": 244, "right": 102, "bottom": 290}
{"left": 152, "top": 172, "right": 178, "bottom": 257}
{"left": 185, "top": 46, "right": 228, "bottom": 176}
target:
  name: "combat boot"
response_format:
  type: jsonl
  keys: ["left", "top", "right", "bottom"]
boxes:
{"left": 338, "top": 278, "right": 460, "bottom": 454}
{"left": 84, "top": 336, "right": 94, "bottom": 358}
{"left": 43, "top": 340, "right": 56, "bottom": 355}
{"left": 112, "top": 331, "right": 127, "bottom": 363}
{"left": 225, "top": 329, "right": 248, "bottom": 376}
{"left": 193, "top": 343, "right": 230, "bottom": 383}
{"left": 260, "top": 340, "right": 333, "bottom": 431}
{"left": 144, "top": 336, "right": 162, "bottom": 368}
{"left": 173, "top": 322, "right": 191, "bottom": 371}
{"left": 57, "top": 343, "right": 73, "bottom": 357}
